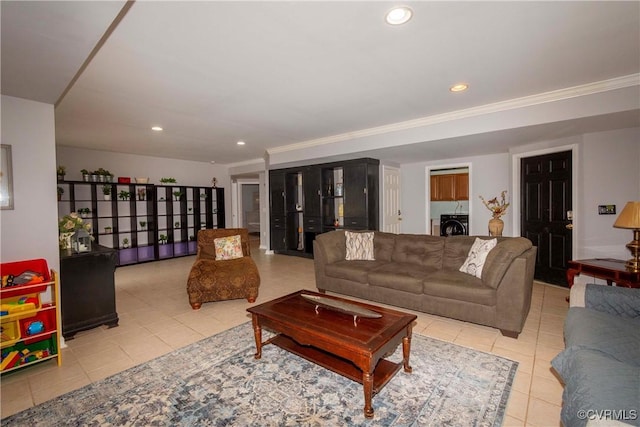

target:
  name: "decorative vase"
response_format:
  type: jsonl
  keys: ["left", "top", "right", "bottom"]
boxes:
{"left": 59, "top": 232, "right": 73, "bottom": 250}
{"left": 488, "top": 218, "right": 504, "bottom": 237}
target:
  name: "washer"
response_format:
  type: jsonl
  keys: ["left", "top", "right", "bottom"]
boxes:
{"left": 440, "top": 214, "right": 469, "bottom": 236}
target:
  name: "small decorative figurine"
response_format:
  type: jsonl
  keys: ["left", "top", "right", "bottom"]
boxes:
{"left": 212, "top": 177, "right": 218, "bottom": 188}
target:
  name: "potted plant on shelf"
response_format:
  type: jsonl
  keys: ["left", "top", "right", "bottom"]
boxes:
{"left": 139, "top": 220, "right": 147, "bottom": 230}
{"left": 104, "top": 226, "right": 112, "bottom": 234}
{"left": 173, "top": 191, "right": 183, "bottom": 201}
{"left": 118, "top": 190, "right": 131, "bottom": 201}
{"left": 94, "top": 168, "right": 113, "bottom": 183}
{"left": 174, "top": 221, "right": 180, "bottom": 228}
{"left": 81, "top": 169, "right": 90, "bottom": 182}
{"left": 159, "top": 234, "right": 168, "bottom": 244}
{"left": 102, "top": 185, "right": 112, "bottom": 200}
{"left": 122, "top": 238, "right": 130, "bottom": 249}
{"left": 56, "top": 166, "right": 66, "bottom": 181}
{"left": 57, "top": 186, "right": 64, "bottom": 201}
{"left": 77, "top": 207, "right": 91, "bottom": 218}
{"left": 160, "top": 177, "right": 177, "bottom": 185}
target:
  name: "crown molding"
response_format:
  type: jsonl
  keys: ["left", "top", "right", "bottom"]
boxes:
{"left": 267, "top": 74, "right": 639, "bottom": 155}
{"left": 225, "top": 157, "right": 265, "bottom": 168}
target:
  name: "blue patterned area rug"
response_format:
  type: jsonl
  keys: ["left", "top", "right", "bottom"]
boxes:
{"left": 3, "top": 322, "right": 517, "bottom": 426}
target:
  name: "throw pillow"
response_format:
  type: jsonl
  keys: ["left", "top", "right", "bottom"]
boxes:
{"left": 459, "top": 237, "right": 497, "bottom": 278}
{"left": 214, "top": 235, "right": 244, "bottom": 260}
{"left": 345, "top": 231, "right": 375, "bottom": 261}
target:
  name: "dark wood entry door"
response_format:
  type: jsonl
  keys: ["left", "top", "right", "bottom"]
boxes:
{"left": 521, "top": 150, "right": 573, "bottom": 286}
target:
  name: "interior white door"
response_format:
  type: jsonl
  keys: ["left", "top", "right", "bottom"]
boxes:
{"left": 382, "top": 166, "right": 402, "bottom": 233}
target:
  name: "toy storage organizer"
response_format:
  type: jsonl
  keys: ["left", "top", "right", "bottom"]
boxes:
{"left": 1, "top": 259, "right": 62, "bottom": 373}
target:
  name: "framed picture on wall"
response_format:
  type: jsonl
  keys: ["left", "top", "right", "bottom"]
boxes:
{"left": 1, "top": 144, "right": 14, "bottom": 210}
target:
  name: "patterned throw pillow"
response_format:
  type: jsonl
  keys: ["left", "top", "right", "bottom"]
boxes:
{"left": 459, "top": 237, "right": 497, "bottom": 278}
{"left": 214, "top": 235, "right": 244, "bottom": 260}
{"left": 345, "top": 231, "right": 375, "bottom": 261}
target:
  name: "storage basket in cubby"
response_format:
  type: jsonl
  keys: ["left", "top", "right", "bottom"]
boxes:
{"left": 1, "top": 293, "right": 41, "bottom": 321}
{"left": 1, "top": 258, "right": 51, "bottom": 299}
{"left": 0, "top": 321, "right": 21, "bottom": 348}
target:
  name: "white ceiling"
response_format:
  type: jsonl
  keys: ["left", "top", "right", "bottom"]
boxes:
{"left": 2, "top": 1, "right": 639, "bottom": 166}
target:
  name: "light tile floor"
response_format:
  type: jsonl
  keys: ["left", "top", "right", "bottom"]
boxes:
{"left": 1, "top": 242, "right": 569, "bottom": 425}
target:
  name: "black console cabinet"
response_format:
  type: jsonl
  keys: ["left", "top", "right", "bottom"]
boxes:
{"left": 60, "top": 245, "right": 118, "bottom": 339}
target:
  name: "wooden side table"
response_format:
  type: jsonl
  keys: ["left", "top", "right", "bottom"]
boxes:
{"left": 566, "top": 258, "right": 640, "bottom": 288}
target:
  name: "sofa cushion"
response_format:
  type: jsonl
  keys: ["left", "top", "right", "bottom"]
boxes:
{"left": 391, "top": 234, "right": 444, "bottom": 268}
{"left": 325, "top": 260, "right": 388, "bottom": 284}
{"left": 481, "top": 237, "right": 533, "bottom": 289}
{"left": 422, "top": 270, "right": 496, "bottom": 306}
{"left": 368, "top": 263, "right": 437, "bottom": 294}
{"left": 551, "top": 348, "right": 640, "bottom": 427}
{"left": 345, "top": 230, "right": 375, "bottom": 260}
{"left": 443, "top": 236, "right": 479, "bottom": 270}
{"left": 563, "top": 307, "right": 640, "bottom": 366}
{"left": 373, "top": 232, "right": 396, "bottom": 262}
{"left": 459, "top": 237, "right": 497, "bottom": 278}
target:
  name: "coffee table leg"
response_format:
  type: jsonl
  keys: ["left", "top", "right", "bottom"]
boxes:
{"left": 363, "top": 370, "right": 374, "bottom": 418}
{"left": 402, "top": 325, "right": 413, "bottom": 373}
{"left": 251, "top": 314, "right": 262, "bottom": 359}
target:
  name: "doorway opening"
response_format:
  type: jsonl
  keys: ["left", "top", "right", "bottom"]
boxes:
{"left": 241, "top": 183, "right": 260, "bottom": 236}
{"left": 426, "top": 164, "right": 471, "bottom": 236}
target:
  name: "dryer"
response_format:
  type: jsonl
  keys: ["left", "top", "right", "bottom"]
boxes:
{"left": 440, "top": 214, "right": 469, "bottom": 236}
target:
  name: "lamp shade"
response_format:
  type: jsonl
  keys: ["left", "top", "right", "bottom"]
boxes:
{"left": 613, "top": 201, "right": 640, "bottom": 229}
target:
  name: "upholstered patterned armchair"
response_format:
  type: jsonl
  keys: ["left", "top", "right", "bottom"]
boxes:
{"left": 187, "top": 228, "right": 260, "bottom": 310}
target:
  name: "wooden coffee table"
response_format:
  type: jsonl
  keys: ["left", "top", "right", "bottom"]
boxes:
{"left": 247, "top": 290, "right": 417, "bottom": 418}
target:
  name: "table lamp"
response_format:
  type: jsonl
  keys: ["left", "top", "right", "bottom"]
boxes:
{"left": 613, "top": 201, "right": 640, "bottom": 272}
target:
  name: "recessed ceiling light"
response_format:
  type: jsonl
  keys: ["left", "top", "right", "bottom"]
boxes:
{"left": 151, "top": 126, "right": 163, "bottom": 131}
{"left": 237, "top": 141, "right": 246, "bottom": 146}
{"left": 450, "top": 83, "right": 469, "bottom": 93}
{"left": 385, "top": 6, "right": 412, "bottom": 25}
{"left": 210, "top": 161, "right": 216, "bottom": 164}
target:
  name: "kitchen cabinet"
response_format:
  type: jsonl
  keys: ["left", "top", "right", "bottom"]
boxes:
{"left": 431, "top": 173, "right": 469, "bottom": 201}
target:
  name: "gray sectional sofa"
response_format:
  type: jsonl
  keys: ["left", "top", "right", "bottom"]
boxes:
{"left": 313, "top": 230, "right": 537, "bottom": 337}
{"left": 552, "top": 283, "right": 640, "bottom": 427}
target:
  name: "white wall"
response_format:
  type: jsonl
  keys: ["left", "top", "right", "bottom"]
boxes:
{"left": 1, "top": 95, "right": 59, "bottom": 271}
{"left": 56, "top": 146, "right": 232, "bottom": 224}
{"left": 578, "top": 128, "right": 640, "bottom": 258}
